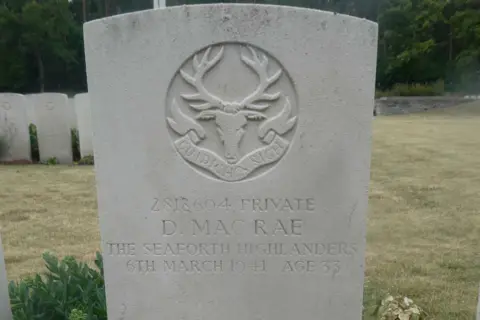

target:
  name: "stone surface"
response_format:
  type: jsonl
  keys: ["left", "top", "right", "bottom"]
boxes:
{"left": 32, "top": 93, "right": 73, "bottom": 164}
{"left": 84, "top": 4, "right": 377, "bottom": 320}
{"left": 68, "top": 98, "right": 78, "bottom": 129}
{"left": 0, "top": 234, "right": 12, "bottom": 320}
{"left": 0, "top": 93, "right": 31, "bottom": 162}
{"left": 153, "top": 0, "right": 166, "bottom": 8}
{"left": 24, "top": 94, "right": 36, "bottom": 125}
{"left": 74, "top": 93, "right": 94, "bottom": 157}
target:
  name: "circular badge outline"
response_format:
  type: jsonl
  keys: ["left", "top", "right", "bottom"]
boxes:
{"left": 165, "top": 41, "right": 299, "bottom": 183}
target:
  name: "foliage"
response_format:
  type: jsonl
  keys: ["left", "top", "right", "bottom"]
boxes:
{"left": 9, "top": 252, "right": 107, "bottom": 320}
{"left": 43, "top": 157, "right": 58, "bottom": 165}
{"left": 0, "top": 0, "right": 479, "bottom": 93}
{"left": 373, "top": 295, "right": 427, "bottom": 320}
{"left": 78, "top": 155, "right": 94, "bottom": 165}
{"left": 0, "top": 135, "right": 8, "bottom": 158}
{"left": 28, "top": 124, "right": 39, "bottom": 163}
{"left": 71, "top": 128, "right": 81, "bottom": 162}
{"left": 69, "top": 309, "right": 88, "bottom": 320}
{"left": 377, "top": 0, "right": 480, "bottom": 91}
{"left": 376, "top": 80, "right": 445, "bottom": 97}
{"left": 0, "top": 0, "right": 83, "bottom": 93}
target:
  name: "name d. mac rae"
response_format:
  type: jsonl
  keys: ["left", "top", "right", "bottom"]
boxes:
{"left": 160, "top": 218, "right": 304, "bottom": 236}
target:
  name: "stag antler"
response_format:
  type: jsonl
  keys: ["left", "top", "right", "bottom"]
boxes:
{"left": 180, "top": 46, "right": 225, "bottom": 111}
{"left": 239, "top": 46, "right": 282, "bottom": 111}
{"left": 258, "top": 97, "right": 296, "bottom": 141}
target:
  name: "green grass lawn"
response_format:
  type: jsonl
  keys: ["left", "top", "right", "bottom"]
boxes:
{"left": 1, "top": 102, "right": 480, "bottom": 319}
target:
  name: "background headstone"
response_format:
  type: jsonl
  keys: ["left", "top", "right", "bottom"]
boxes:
{"left": 477, "top": 283, "right": 480, "bottom": 320}
{"left": 85, "top": 4, "right": 377, "bottom": 320}
{"left": 24, "top": 94, "right": 36, "bottom": 126}
{"left": 74, "top": 93, "right": 93, "bottom": 157}
{"left": 0, "top": 234, "right": 12, "bottom": 320}
{"left": 33, "top": 93, "right": 73, "bottom": 164}
{"left": 153, "top": 0, "right": 166, "bottom": 8}
{"left": 0, "top": 93, "right": 31, "bottom": 162}
{"left": 67, "top": 97, "right": 78, "bottom": 129}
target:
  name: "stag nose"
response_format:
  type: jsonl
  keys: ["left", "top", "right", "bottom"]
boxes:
{"left": 225, "top": 153, "right": 238, "bottom": 164}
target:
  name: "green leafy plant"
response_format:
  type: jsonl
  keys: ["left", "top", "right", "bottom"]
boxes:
{"left": 42, "top": 157, "right": 58, "bottom": 165}
{"left": 29, "top": 124, "right": 40, "bottom": 163}
{"left": 69, "top": 309, "right": 88, "bottom": 320}
{"left": 373, "top": 295, "right": 427, "bottom": 320}
{"left": 376, "top": 80, "right": 445, "bottom": 98}
{"left": 77, "top": 155, "right": 94, "bottom": 165}
{"left": 9, "top": 252, "right": 107, "bottom": 320}
{"left": 0, "top": 135, "right": 8, "bottom": 158}
{"left": 71, "top": 128, "right": 81, "bottom": 162}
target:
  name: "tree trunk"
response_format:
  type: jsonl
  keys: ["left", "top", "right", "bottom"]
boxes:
{"left": 448, "top": 25, "right": 453, "bottom": 61}
{"left": 35, "top": 50, "right": 45, "bottom": 93}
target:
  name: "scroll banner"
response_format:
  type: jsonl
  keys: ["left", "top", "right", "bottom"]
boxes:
{"left": 174, "top": 133, "right": 289, "bottom": 182}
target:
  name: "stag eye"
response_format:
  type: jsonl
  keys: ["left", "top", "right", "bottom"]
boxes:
{"left": 236, "top": 128, "right": 245, "bottom": 138}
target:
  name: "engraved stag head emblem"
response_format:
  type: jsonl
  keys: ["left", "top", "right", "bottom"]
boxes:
{"left": 167, "top": 44, "right": 298, "bottom": 182}
{"left": 179, "top": 46, "right": 281, "bottom": 164}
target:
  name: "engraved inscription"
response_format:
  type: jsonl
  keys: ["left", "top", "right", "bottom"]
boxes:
{"left": 127, "top": 260, "right": 155, "bottom": 274}
{"left": 156, "top": 197, "right": 315, "bottom": 213}
{"left": 107, "top": 240, "right": 355, "bottom": 276}
{"left": 149, "top": 219, "right": 305, "bottom": 237}
{"left": 107, "top": 196, "right": 358, "bottom": 277}
{"left": 166, "top": 43, "right": 298, "bottom": 182}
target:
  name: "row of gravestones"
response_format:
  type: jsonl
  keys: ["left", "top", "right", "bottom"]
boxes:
{"left": 0, "top": 4, "right": 479, "bottom": 319}
{"left": 0, "top": 93, "right": 93, "bottom": 164}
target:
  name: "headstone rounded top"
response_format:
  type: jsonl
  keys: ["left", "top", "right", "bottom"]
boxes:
{"left": 166, "top": 42, "right": 298, "bottom": 182}
{"left": 84, "top": 4, "right": 377, "bottom": 30}
{"left": 0, "top": 93, "right": 27, "bottom": 107}
{"left": 74, "top": 93, "right": 89, "bottom": 99}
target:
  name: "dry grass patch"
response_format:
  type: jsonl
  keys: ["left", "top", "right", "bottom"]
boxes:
{"left": 0, "top": 166, "right": 100, "bottom": 279}
{"left": 0, "top": 102, "right": 479, "bottom": 319}
{"left": 364, "top": 101, "right": 480, "bottom": 319}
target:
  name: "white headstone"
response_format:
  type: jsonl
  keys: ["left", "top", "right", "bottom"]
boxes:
{"left": 24, "top": 95, "right": 36, "bottom": 126}
{"left": 74, "top": 93, "right": 94, "bottom": 157}
{"left": 84, "top": 4, "right": 377, "bottom": 320}
{"left": 32, "top": 93, "right": 73, "bottom": 164}
{"left": 0, "top": 234, "right": 12, "bottom": 320}
{"left": 68, "top": 98, "right": 78, "bottom": 130}
{"left": 153, "top": 0, "right": 166, "bottom": 9}
{"left": 0, "top": 93, "right": 31, "bottom": 162}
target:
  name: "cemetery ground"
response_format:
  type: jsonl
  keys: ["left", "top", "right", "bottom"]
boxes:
{"left": 0, "top": 102, "right": 479, "bottom": 319}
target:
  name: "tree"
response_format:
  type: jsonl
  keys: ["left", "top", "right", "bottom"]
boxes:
{"left": 0, "top": 5, "right": 27, "bottom": 91}
{"left": 449, "top": 0, "right": 480, "bottom": 91}
{"left": 21, "top": 0, "right": 78, "bottom": 92}
{"left": 0, "top": 0, "right": 479, "bottom": 93}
